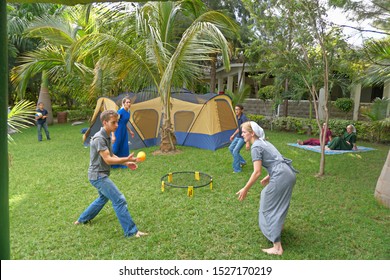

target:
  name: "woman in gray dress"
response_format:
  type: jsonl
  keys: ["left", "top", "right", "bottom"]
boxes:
{"left": 236, "top": 121, "right": 298, "bottom": 255}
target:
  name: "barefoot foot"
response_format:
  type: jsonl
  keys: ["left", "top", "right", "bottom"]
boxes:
{"left": 135, "top": 231, "right": 148, "bottom": 238}
{"left": 74, "top": 221, "right": 80, "bottom": 225}
{"left": 262, "top": 247, "right": 283, "bottom": 255}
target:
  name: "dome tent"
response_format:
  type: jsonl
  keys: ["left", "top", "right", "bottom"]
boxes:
{"left": 83, "top": 89, "right": 238, "bottom": 151}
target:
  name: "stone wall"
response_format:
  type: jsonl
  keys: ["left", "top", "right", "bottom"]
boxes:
{"left": 242, "top": 99, "right": 370, "bottom": 120}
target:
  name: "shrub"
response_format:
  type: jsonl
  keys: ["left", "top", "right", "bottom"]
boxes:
{"left": 67, "top": 108, "right": 94, "bottom": 121}
{"left": 248, "top": 115, "right": 390, "bottom": 143}
{"left": 334, "top": 98, "right": 354, "bottom": 114}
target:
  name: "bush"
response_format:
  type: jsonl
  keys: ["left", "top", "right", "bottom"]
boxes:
{"left": 334, "top": 98, "right": 354, "bottom": 114}
{"left": 52, "top": 106, "right": 93, "bottom": 122}
{"left": 248, "top": 115, "right": 390, "bottom": 143}
{"left": 67, "top": 108, "right": 94, "bottom": 121}
{"left": 247, "top": 114, "right": 265, "bottom": 124}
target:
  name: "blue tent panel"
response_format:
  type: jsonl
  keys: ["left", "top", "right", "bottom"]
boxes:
{"left": 128, "top": 123, "right": 147, "bottom": 150}
{"left": 143, "top": 138, "right": 159, "bottom": 147}
{"left": 175, "top": 129, "right": 235, "bottom": 150}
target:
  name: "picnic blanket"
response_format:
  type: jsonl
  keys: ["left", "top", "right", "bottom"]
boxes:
{"left": 288, "top": 143, "right": 376, "bottom": 155}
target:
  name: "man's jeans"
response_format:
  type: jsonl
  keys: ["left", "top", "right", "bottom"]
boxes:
{"left": 77, "top": 176, "right": 138, "bottom": 237}
{"left": 37, "top": 122, "right": 50, "bottom": 141}
{"left": 229, "top": 137, "right": 246, "bottom": 172}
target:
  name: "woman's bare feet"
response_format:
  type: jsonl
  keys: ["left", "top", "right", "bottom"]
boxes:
{"left": 262, "top": 247, "right": 283, "bottom": 255}
{"left": 135, "top": 231, "right": 148, "bottom": 238}
{"left": 297, "top": 140, "right": 303, "bottom": 145}
{"left": 262, "top": 242, "right": 283, "bottom": 255}
{"left": 74, "top": 221, "right": 80, "bottom": 225}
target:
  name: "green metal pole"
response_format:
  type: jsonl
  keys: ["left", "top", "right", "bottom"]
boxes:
{"left": 0, "top": 0, "right": 10, "bottom": 260}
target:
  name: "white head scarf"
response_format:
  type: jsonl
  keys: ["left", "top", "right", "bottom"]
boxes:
{"left": 250, "top": 121, "right": 266, "bottom": 142}
{"left": 349, "top": 124, "right": 357, "bottom": 133}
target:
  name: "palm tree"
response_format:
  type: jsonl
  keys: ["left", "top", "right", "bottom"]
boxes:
{"left": 10, "top": 5, "right": 98, "bottom": 123}
{"left": 7, "top": 3, "right": 57, "bottom": 106}
{"left": 360, "top": 38, "right": 390, "bottom": 129}
{"left": 75, "top": 0, "right": 238, "bottom": 151}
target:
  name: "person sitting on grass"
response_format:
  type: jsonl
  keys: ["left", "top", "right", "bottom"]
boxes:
{"left": 297, "top": 123, "right": 332, "bottom": 146}
{"left": 326, "top": 124, "right": 357, "bottom": 151}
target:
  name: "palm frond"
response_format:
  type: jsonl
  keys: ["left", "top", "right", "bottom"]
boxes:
{"left": 72, "top": 33, "right": 161, "bottom": 90}
{"left": 378, "top": 117, "right": 390, "bottom": 129}
{"left": 226, "top": 84, "right": 251, "bottom": 108}
{"left": 8, "top": 100, "right": 36, "bottom": 143}
{"left": 11, "top": 46, "right": 65, "bottom": 96}
{"left": 361, "top": 39, "right": 390, "bottom": 85}
{"left": 160, "top": 15, "right": 235, "bottom": 93}
{"left": 25, "top": 15, "right": 76, "bottom": 47}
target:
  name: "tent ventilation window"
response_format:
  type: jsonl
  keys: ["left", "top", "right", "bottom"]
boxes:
{"left": 174, "top": 111, "right": 195, "bottom": 132}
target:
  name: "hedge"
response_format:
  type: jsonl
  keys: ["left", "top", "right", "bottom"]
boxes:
{"left": 247, "top": 114, "right": 390, "bottom": 144}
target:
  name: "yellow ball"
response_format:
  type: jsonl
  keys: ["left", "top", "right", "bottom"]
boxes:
{"left": 137, "top": 151, "right": 146, "bottom": 162}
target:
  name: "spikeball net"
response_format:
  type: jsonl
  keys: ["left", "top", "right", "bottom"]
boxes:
{"left": 161, "top": 171, "right": 213, "bottom": 197}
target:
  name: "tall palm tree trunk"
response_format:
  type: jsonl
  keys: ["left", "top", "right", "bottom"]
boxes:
{"left": 160, "top": 89, "right": 176, "bottom": 152}
{"left": 375, "top": 150, "right": 390, "bottom": 208}
{"left": 283, "top": 79, "right": 289, "bottom": 117}
{"left": 209, "top": 53, "right": 217, "bottom": 93}
{"left": 37, "top": 70, "right": 53, "bottom": 125}
{"left": 160, "top": 115, "right": 176, "bottom": 152}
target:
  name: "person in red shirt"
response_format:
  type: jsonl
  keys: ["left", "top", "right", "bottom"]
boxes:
{"left": 297, "top": 123, "right": 332, "bottom": 146}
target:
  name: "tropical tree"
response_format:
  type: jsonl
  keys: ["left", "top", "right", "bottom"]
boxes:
{"left": 7, "top": 2, "right": 60, "bottom": 105}
{"left": 202, "top": 0, "right": 251, "bottom": 93}
{"left": 9, "top": 4, "right": 69, "bottom": 124}
{"left": 10, "top": 4, "right": 104, "bottom": 124}
{"left": 289, "top": 0, "right": 361, "bottom": 176}
{"left": 74, "top": 0, "right": 238, "bottom": 152}
{"left": 242, "top": 0, "right": 358, "bottom": 176}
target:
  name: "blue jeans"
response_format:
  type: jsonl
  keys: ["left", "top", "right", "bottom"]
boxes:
{"left": 77, "top": 176, "right": 138, "bottom": 237}
{"left": 37, "top": 122, "right": 50, "bottom": 141}
{"left": 229, "top": 137, "right": 246, "bottom": 172}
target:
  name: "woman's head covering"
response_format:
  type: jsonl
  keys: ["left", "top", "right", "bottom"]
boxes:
{"left": 250, "top": 121, "right": 266, "bottom": 140}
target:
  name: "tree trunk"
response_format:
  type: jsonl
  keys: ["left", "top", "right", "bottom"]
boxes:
{"left": 375, "top": 150, "right": 390, "bottom": 208}
{"left": 160, "top": 96, "right": 176, "bottom": 152}
{"left": 283, "top": 79, "right": 289, "bottom": 117}
{"left": 160, "top": 114, "right": 176, "bottom": 152}
{"left": 209, "top": 53, "right": 217, "bottom": 93}
{"left": 37, "top": 71, "right": 53, "bottom": 125}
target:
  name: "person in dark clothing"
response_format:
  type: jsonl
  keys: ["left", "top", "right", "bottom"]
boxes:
{"left": 229, "top": 104, "right": 249, "bottom": 173}
{"left": 35, "top": 102, "right": 50, "bottom": 141}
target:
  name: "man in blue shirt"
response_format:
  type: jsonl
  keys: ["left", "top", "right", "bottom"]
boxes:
{"left": 229, "top": 104, "right": 248, "bottom": 173}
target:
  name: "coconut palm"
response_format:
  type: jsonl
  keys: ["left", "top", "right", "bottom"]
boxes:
{"left": 360, "top": 38, "right": 390, "bottom": 132}
{"left": 7, "top": 3, "right": 58, "bottom": 106}
{"left": 74, "top": 0, "right": 238, "bottom": 151}
{"left": 10, "top": 5, "right": 100, "bottom": 123}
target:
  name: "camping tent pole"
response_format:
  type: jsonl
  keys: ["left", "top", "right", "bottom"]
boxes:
{"left": 0, "top": 0, "right": 11, "bottom": 260}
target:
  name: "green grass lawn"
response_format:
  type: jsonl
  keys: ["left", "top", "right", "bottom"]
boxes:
{"left": 8, "top": 123, "right": 390, "bottom": 260}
